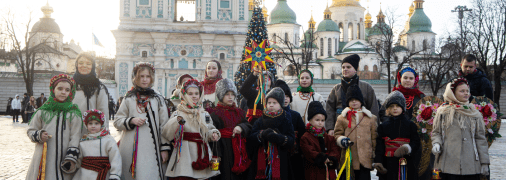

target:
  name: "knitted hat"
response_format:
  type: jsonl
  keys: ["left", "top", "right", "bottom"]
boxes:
{"left": 266, "top": 87, "right": 285, "bottom": 106}
{"left": 307, "top": 101, "right": 327, "bottom": 121}
{"left": 274, "top": 80, "right": 292, "bottom": 103}
{"left": 383, "top": 91, "right": 406, "bottom": 112}
{"left": 215, "top": 78, "right": 237, "bottom": 102}
{"left": 83, "top": 109, "right": 106, "bottom": 126}
{"left": 342, "top": 54, "right": 360, "bottom": 71}
{"left": 345, "top": 84, "right": 364, "bottom": 107}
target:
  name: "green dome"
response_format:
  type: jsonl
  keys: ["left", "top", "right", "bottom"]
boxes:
{"left": 367, "top": 22, "right": 392, "bottom": 36}
{"left": 316, "top": 19, "right": 340, "bottom": 32}
{"left": 407, "top": 9, "right": 433, "bottom": 33}
{"left": 269, "top": 0, "right": 297, "bottom": 24}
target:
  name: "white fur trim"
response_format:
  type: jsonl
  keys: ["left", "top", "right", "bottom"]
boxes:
{"left": 337, "top": 136, "right": 347, "bottom": 148}
{"left": 361, "top": 106, "right": 373, "bottom": 117}
{"left": 403, "top": 144, "right": 412, "bottom": 154}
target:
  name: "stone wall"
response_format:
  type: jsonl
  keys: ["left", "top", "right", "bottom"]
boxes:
{"left": 0, "top": 74, "right": 116, "bottom": 114}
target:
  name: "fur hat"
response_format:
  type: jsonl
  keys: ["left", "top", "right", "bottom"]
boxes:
{"left": 342, "top": 54, "right": 360, "bottom": 71}
{"left": 345, "top": 84, "right": 364, "bottom": 107}
{"left": 266, "top": 87, "right": 285, "bottom": 106}
{"left": 383, "top": 90, "right": 406, "bottom": 112}
{"left": 274, "top": 80, "right": 292, "bottom": 103}
{"left": 215, "top": 78, "right": 237, "bottom": 102}
{"left": 308, "top": 101, "right": 327, "bottom": 121}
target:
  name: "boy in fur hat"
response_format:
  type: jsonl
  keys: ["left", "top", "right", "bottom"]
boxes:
{"left": 74, "top": 109, "right": 122, "bottom": 180}
{"left": 247, "top": 87, "right": 295, "bottom": 180}
{"left": 274, "top": 79, "right": 306, "bottom": 179}
{"left": 207, "top": 78, "right": 252, "bottom": 180}
{"left": 334, "top": 84, "right": 377, "bottom": 180}
{"left": 373, "top": 91, "right": 420, "bottom": 180}
{"left": 300, "top": 101, "right": 341, "bottom": 180}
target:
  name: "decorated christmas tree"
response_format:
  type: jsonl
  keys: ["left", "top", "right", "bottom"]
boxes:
{"left": 234, "top": 5, "right": 277, "bottom": 101}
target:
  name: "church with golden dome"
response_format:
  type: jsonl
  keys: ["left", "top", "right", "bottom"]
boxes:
{"left": 264, "top": 0, "right": 436, "bottom": 80}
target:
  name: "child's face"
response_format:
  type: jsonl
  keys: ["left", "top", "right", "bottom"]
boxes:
{"left": 87, "top": 120, "right": 102, "bottom": 134}
{"left": 186, "top": 87, "right": 200, "bottom": 103}
{"left": 222, "top": 91, "right": 236, "bottom": 106}
{"left": 266, "top": 98, "right": 281, "bottom": 112}
{"left": 137, "top": 69, "right": 152, "bottom": 88}
{"left": 54, "top": 82, "right": 71, "bottom": 102}
{"left": 387, "top": 104, "right": 403, "bottom": 117}
{"left": 455, "top": 84, "right": 470, "bottom": 102}
{"left": 401, "top": 72, "right": 415, "bottom": 88}
{"left": 284, "top": 95, "right": 290, "bottom": 107}
{"left": 348, "top": 98, "right": 361, "bottom": 109}
{"left": 309, "top": 114, "right": 326, "bottom": 129}
{"left": 206, "top": 62, "right": 219, "bottom": 78}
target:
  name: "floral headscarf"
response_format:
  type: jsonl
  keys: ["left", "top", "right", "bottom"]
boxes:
{"left": 30, "top": 74, "right": 81, "bottom": 125}
{"left": 392, "top": 67, "right": 424, "bottom": 109}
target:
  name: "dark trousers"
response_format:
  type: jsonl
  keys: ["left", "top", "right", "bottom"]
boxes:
{"left": 109, "top": 110, "right": 115, "bottom": 120}
{"left": 339, "top": 165, "right": 372, "bottom": 180}
{"left": 12, "top": 109, "right": 20, "bottom": 122}
{"left": 21, "top": 110, "right": 26, "bottom": 123}
{"left": 440, "top": 173, "right": 480, "bottom": 180}
{"left": 26, "top": 112, "right": 34, "bottom": 123}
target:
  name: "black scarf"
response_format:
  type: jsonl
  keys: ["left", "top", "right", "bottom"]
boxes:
{"left": 73, "top": 57, "right": 101, "bottom": 99}
{"left": 340, "top": 74, "right": 359, "bottom": 108}
{"left": 125, "top": 86, "right": 157, "bottom": 97}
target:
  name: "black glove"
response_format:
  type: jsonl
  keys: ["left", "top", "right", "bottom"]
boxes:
{"left": 261, "top": 128, "right": 275, "bottom": 141}
{"left": 340, "top": 138, "right": 351, "bottom": 148}
{"left": 267, "top": 133, "right": 285, "bottom": 144}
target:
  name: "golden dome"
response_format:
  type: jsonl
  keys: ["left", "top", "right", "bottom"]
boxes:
{"left": 331, "top": 0, "right": 362, "bottom": 8}
{"left": 308, "top": 11, "right": 316, "bottom": 29}
{"left": 365, "top": 11, "right": 371, "bottom": 20}
{"left": 41, "top": 2, "right": 54, "bottom": 18}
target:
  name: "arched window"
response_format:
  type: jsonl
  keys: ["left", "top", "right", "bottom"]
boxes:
{"left": 373, "top": 65, "right": 378, "bottom": 72}
{"left": 170, "top": 59, "right": 174, "bottom": 68}
{"left": 357, "top": 23, "right": 361, "bottom": 39}
{"left": 364, "top": 65, "right": 369, "bottom": 71}
{"left": 423, "top": 39, "right": 428, "bottom": 50}
{"left": 285, "top": 33, "right": 289, "bottom": 43}
{"left": 219, "top": 53, "right": 225, "bottom": 60}
{"left": 339, "top": 22, "right": 344, "bottom": 42}
{"left": 412, "top": 40, "right": 416, "bottom": 52}
{"left": 348, "top": 23, "right": 353, "bottom": 41}
{"left": 193, "top": 59, "right": 197, "bottom": 69}
{"left": 142, "top": 51, "right": 148, "bottom": 57}
{"left": 320, "top": 38, "right": 324, "bottom": 56}
{"left": 328, "top": 38, "right": 332, "bottom": 57}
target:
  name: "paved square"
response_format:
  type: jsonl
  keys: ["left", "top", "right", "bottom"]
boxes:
{"left": 0, "top": 116, "right": 504, "bottom": 180}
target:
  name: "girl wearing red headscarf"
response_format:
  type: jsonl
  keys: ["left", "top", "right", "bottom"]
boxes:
{"left": 383, "top": 67, "right": 425, "bottom": 121}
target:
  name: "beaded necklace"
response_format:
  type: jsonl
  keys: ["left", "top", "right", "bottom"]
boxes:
{"left": 299, "top": 92, "right": 313, "bottom": 101}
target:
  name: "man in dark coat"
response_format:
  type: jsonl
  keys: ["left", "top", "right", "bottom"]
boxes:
{"left": 21, "top": 93, "right": 29, "bottom": 123}
{"left": 326, "top": 54, "right": 379, "bottom": 134}
{"left": 460, "top": 54, "right": 493, "bottom": 100}
{"left": 36, "top": 93, "right": 47, "bottom": 108}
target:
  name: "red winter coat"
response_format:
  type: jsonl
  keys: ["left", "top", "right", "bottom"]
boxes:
{"left": 300, "top": 132, "right": 341, "bottom": 180}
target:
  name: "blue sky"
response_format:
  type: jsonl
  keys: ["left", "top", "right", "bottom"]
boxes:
{"left": 0, "top": 0, "right": 472, "bottom": 56}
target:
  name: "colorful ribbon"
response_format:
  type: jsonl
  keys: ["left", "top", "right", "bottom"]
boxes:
{"left": 337, "top": 147, "right": 352, "bottom": 180}
{"left": 37, "top": 142, "right": 48, "bottom": 180}
{"left": 398, "top": 158, "right": 407, "bottom": 180}
{"left": 130, "top": 126, "right": 139, "bottom": 178}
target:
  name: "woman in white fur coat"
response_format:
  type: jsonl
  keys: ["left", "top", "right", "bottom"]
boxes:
{"left": 291, "top": 70, "right": 325, "bottom": 124}
{"left": 163, "top": 79, "right": 221, "bottom": 180}
{"left": 114, "top": 62, "right": 170, "bottom": 180}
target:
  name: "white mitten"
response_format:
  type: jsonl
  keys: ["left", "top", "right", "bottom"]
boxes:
{"left": 432, "top": 143, "right": 440, "bottom": 154}
{"left": 481, "top": 164, "right": 489, "bottom": 176}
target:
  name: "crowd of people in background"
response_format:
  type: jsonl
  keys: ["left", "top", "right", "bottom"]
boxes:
{"left": 16, "top": 52, "right": 496, "bottom": 180}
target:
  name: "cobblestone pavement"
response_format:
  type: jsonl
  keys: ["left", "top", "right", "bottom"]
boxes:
{"left": 0, "top": 116, "right": 505, "bottom": 180}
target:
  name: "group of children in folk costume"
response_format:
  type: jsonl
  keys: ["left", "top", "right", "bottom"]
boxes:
{"left": 26, "top": 56, "right": 490, "bottom": 180}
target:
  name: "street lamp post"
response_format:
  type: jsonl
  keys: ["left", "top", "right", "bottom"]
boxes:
{"left": 451, "top": 5, "right": 472, "bottom": 56}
